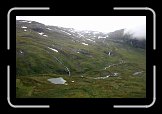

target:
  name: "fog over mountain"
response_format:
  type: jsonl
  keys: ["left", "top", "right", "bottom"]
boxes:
{"left": 16, "top": 16, "right": 146, "bottom": 39}
{"left": 124, "top": 24, "right": 146, "bottom": 39}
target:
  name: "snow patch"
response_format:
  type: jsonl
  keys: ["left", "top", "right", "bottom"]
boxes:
{"left": 98, "top": 36, "right": 106, "bottom": 39}
{"left": 70, "top": 30, "right": 75, "bottom": 33}
{"left": 38, "top": 32, "right": 44, "bottom": 35}
{"left": 113, "top": 73, "right": 118, "bottom": 76}
{"left": 85, "top": 31, "right": 89, "bottom": 33}
{"left": 65, "top": 32, "right": 71, "bottom": 35}
{"left": 27, "top": 21, "right": 32, "bottom": 23}
{"left": 87, "top": 39, "right": 95, "bottom": 42}
{"left": 20, "top": 20, "right": 32, "bottom": 23}
{"left": 48, "top": 47, "right": 58, "bottom": 52}
{"left": 24, "top": 29, "right": 27, "bottom": 32}
{"left": 77, "top": 33, "right": 84, "bottom": 37}
{"left": 21, "top": 26, "right": 27, "bottom": 29}
{"left": 93, "top": 31, "right": 100, "bottom": 34}
{"left": 82, "top": 42, "right": 88, "bottom": 46}
{"left": 43, "top": 35, "right": 48, "bottom": 37}
{"left": 38, "top": 32, "right": 48, "bottom": 37}
{"left": 104, "top": 66, "right": 110, "bottom": 69}
{"left": 61, "top": 30, "right": 71, "bottom": 35}
{"left": 20, "top": 20, "right": 28, "bottom": 23}
{"left": 133, "top": 71, "right": 143, "bottom": 75}
{"left": 46, "top": 28, "right": 52, "bottom": 30}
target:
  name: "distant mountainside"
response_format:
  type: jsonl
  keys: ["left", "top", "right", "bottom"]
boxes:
{"left": 16, "top": 20, "right": 146, "bottom": 98}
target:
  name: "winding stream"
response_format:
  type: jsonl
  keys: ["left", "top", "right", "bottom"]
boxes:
{"left": 94, "top": 72, "right": 119, "bottom": 79}
{"left": 54, "top": 56, "right": 71, "bottom": 76}
{"left": 104, "top": 60, "right": 126, "bottom": 70}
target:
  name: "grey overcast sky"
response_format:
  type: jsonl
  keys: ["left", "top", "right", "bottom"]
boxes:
{"left": 16, "top": 16, "right": 146, "bottom": 38}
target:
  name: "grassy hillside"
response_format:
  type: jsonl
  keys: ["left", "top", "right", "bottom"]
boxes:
{"left": 16, "top": 20, "right": 146, "bottom": 98}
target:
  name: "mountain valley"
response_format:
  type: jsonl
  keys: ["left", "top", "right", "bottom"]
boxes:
{"left": 16, "top": 20, "right": 146, "bottom": 98}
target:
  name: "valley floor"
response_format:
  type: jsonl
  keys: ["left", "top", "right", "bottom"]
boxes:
{"left": 16, "top": 70, "right": 146, "bottom": 98}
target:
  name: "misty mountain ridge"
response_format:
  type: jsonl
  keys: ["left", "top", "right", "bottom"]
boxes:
{"left": 16, "top": 20, "right": 146, "bottom": 49}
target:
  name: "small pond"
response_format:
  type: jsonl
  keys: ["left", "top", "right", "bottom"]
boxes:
{"left": 48, "top": 77, "right": 66, "bottom": 84}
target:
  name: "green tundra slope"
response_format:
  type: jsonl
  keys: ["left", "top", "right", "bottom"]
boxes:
{"left": 16, "top": 20, "right": 146, "bottom": 98}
